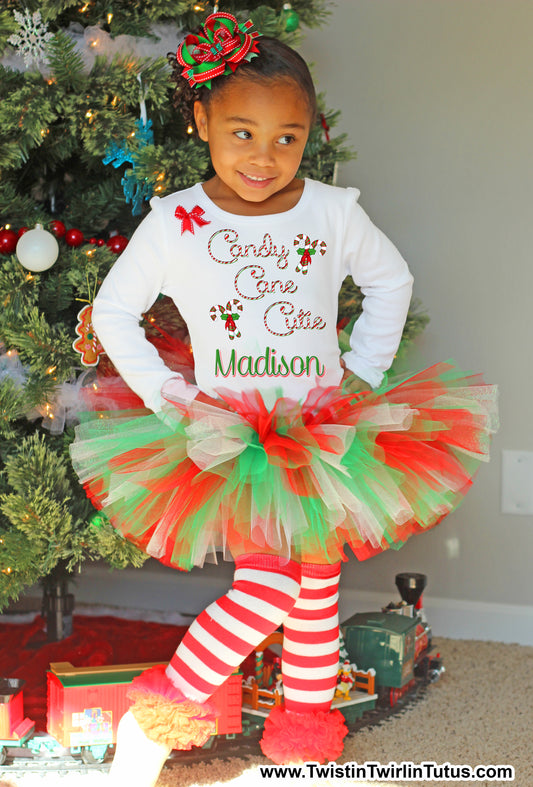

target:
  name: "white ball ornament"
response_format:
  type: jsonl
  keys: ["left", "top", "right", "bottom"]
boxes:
{"left": 16, "top": 223, "right": 59, "bottom": 272}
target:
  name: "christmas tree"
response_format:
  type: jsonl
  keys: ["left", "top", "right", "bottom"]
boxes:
{"left": 0, "top": 1, "right": 427, "bottom": 613}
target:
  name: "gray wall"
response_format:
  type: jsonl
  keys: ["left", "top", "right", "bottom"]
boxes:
{"left": 301, "top": 0, "right": 532, "bottom": 606}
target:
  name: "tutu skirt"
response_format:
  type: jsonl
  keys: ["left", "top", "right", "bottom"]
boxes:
{"left": 70, "top": 362, "right": 498, "bottom": 570}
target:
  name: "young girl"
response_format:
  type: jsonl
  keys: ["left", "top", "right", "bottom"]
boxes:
{"left": 70, "top": 12, "right": 497, "bottom": 785}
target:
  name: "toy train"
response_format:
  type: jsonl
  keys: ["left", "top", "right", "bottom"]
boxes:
{"left": 341, "top": 572, "right": 444, "bottom": 710}
{"left": 0, "top": 572, "right": 443, "bottom": 767}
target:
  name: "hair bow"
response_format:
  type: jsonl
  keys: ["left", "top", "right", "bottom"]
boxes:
{"left": 176, "top": 12, "right": 261, "bottom": 89}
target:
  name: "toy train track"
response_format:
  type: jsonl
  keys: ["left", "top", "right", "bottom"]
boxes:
{"left": 0, "top": 755, "right": 111, "bottom": 775}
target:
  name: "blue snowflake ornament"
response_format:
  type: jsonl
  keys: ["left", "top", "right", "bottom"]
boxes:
{"left": 121, "top": 170, "right": 153, "bottom": 216}
{"left": 102, "top": 141, "right": 133, "bottom": 169}
{"left": 102, "top": 119, "right": 154, "bottom": 214}
{"left": 134, "top": 119, "right": 154, "bottom": 147}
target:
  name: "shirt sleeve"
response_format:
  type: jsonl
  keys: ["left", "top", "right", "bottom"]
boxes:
{"left": 91, "top": 198, "right": 197, "bottom": 412}
{"left": 340, "top": 189, "right": 414, "bottom": 388}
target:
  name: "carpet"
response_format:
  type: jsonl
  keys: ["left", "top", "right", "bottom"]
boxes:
{"left": 157, "top": 638, "right": 533, "bottom": 787}
{"left": 0, "top": 614, "right": 531, "bottom": 786}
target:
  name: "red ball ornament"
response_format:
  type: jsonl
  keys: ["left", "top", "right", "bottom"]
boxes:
{"left": 49, "top": 220, "right": 66, "bottom": 239}
{"left": 65, "top": 228, "right": 84, "bottom": 247}
{"left": 97, "top": 239, "right": 105, "bottom": 247}
{"left": 106, "top": 235, "right": 129, "bottom": 254}
{"left": 18, "top": 227, "right": 29, "bottom": 238}
{"left": 0, "top": 229, "right": 18, "bottom": 255}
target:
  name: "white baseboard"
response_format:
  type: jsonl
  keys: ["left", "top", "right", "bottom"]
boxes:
{"left": 70, "top": 564, "right": 533, "bottom": 647}
{"left": 338, "top": 588, "right": 533, "bottom": 647}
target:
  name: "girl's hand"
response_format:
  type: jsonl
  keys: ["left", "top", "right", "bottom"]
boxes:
{"left": 340, "top": 361, "right": 373, "bottom": 393}
{"left": 162, "top": 377, "right": 232, "bottom": 412}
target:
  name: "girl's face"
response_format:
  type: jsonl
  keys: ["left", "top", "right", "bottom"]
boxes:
{"left": 194, "top": 77, "right": 312, "bottom": 214}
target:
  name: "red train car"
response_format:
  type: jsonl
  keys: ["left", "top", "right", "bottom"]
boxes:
{"left": 0, "top": 679, "right": 35, "bottom": 760}
{"left": 47, "top": 661, "right": 241, "bottom": 760}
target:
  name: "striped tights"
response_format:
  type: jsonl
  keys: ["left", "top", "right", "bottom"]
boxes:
{"left": 165, "top": 554, "right": 340, "bottom": 711}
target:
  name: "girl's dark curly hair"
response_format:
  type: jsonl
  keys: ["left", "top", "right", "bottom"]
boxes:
{"left": 167, "top": 35, "right": 317, "bottom": 133}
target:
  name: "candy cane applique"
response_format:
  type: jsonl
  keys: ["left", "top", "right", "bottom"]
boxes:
{"left": 209, "top": 299, "right": 243, "bottom": 339}
{"left": 294, "top": 234, "right": 327, "bottom": 274}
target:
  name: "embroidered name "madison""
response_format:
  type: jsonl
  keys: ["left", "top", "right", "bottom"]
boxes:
{"left": 215, "top": 347, "right": 326, "bottom": 378}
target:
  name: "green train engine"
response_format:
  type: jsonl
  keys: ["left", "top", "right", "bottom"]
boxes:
{"left": 342, "top": 573, "right": 443, "bottom": 706}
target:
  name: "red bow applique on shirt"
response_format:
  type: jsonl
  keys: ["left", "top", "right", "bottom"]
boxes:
{"left": 175, "top": 205, "right": 211, "bottom": 234}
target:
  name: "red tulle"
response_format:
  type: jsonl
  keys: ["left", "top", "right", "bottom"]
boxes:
{"left": 260, "top": 705, "right": 348, "bottom": 764}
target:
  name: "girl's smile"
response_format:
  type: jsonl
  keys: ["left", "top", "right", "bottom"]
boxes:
{"left": 238, "top": 172, "right": 276, "bottom": 190}
{"left": 194, "top": 78, "right": 313, "bottom": 215}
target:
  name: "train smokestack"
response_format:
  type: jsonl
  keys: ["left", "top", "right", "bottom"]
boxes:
{"left": 395, "top": 572, "right": 427, "bottom": 607}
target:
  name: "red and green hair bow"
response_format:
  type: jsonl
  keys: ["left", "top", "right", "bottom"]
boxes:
{"left": 176, "top": 12, "right": 261, "bottom": 89}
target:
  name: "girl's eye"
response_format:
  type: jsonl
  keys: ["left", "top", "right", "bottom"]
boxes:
{"left": 279, "top": 135, "right": 295, "bottom": 145}
{"left": 234, "top": 130, "right": 252, "bottom": 140}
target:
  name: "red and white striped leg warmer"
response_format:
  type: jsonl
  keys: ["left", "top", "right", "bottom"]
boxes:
{"left": 282, "top": 561, "right": 341, "bottom": 712}
{"left": 166, "top": 553, "right": 302, "bottom": 703}
{"left": 260, "top": 562, "right": 348, "bottom": 765}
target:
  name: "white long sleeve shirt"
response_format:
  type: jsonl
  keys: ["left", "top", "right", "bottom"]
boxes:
{"left": 92, "top": 178, "right": 413, "bottom": 412}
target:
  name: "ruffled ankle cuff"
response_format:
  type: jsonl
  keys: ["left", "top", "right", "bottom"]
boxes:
{"left": 260, "top": 705, "right": 348, "bottom": 765}
{"left": 127, "top": 665, "right": 217, "bottom": 750}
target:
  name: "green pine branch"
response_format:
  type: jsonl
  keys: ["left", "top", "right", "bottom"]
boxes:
{"left": 41, "top": 0, "right": 193, "bottom": 38}
{"left": 0, "top": 9, "right": 18, "bottom": 56}
{"left": 0, "top": 380, "right": 28, "bottom": 440}
{"left": 40, "top": 0, "right": 82, "bottom": 21}
{"left": 0, "top": 432, "right": 146, "bottom": 608}
{"left": 290, "top": 0, "right": 330, "bottom": 29}
{"left": 2, "top": 433, "right": 74, "bottom": 544}
{"left": 2, "top": 80, "right": 57, "bottom": 160}
{"left": 0, "top": 254, "right": 39, "bottom": 320}
{"left": 82, "top": 514, "right": 149, "bottom": 570}
{"left": 1, "top": 305, "right": 77, "bottom": 384}
{"left": 0, "top": 526, "right": 41, "bottom": 608}
{"left": 134, "top": 136, "right": 211, "bottom": 194}
{"left": 0, "top": 183, "right": 40, "bottom": 226}
{"left": 0, "top": 139, "right": 25, "bottom": 170}
{"left": 46, "top": 29, "right": 86, "bottom": 93}
{"left": 65, "top": 244, "right": 115, "bottom": 299}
